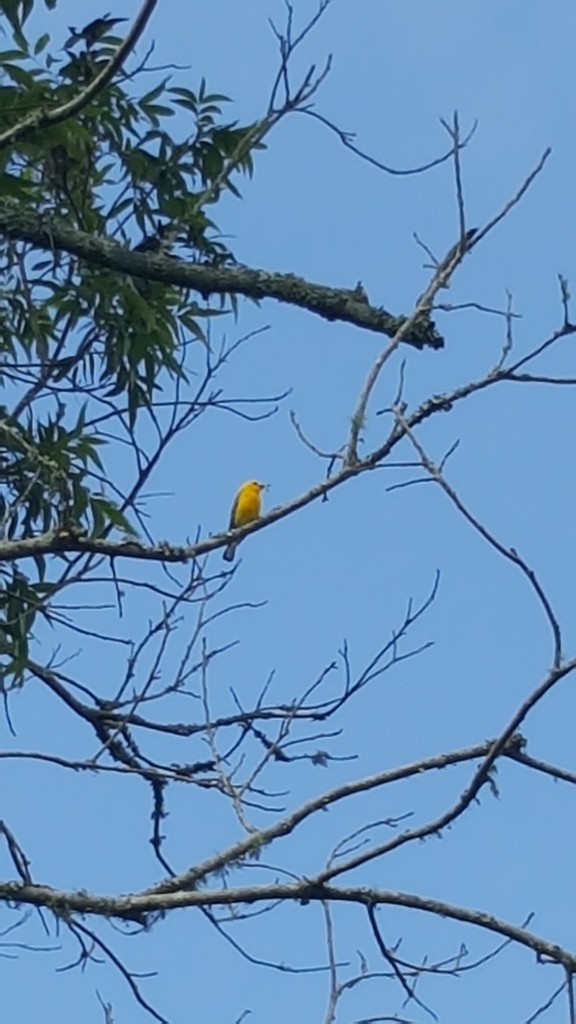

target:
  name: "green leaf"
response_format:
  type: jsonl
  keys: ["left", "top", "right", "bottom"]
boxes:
{"left": 90, "top": 495, "right": 137, "bottom": 538}
{"left": 1, "top": 62, "right": 35, "bottom": 86}
{"left": 142, "top": 103, "right": 174, "bottom": 119}
{"left": 0, "top": 171, "right": 32, "bottom": 198}
{"left": 33, "top": 32, "right": 50, "bottom": 55}
{"left": 139, "top": 79, "right": 169, "bottom": 106}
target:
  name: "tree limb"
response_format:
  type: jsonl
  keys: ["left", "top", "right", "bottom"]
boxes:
{"left": 0, "top": 201, "right": 443, "bottom": 349}
{"left": 2, "top": 878, "right": 575, "bottom": 974}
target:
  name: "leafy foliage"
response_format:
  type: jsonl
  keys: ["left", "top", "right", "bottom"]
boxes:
{"left": 0, "top": 4, "right": 263, "bottom": 689}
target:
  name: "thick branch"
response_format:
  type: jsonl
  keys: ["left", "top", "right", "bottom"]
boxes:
{"left": 0, "top": 531, "right": 192, "bottom": 564}
{"left": 0, "top": 201, "right": 443, "bottom": 349}
{"left": 1, "top": 878, "right": 575, "bottom": 972}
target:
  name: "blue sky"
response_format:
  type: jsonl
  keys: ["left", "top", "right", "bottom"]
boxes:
{"left": 2, "top": 2, "right": 576, "bottom": 1023}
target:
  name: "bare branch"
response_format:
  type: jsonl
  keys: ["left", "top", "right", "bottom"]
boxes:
{"left": 0, "top": 201, "right": 443, "bottom": 349}
{"left": 394, "top": 410, "right": 563, "bottom": 664}
{"left": 302, "top": 109, "right": 478, "bottom": 177}
{"left": 470, "top": 148, "right": 552, "bottom": 248}
{"left": 1, "top": 878, "right": 575, "bottom": 978}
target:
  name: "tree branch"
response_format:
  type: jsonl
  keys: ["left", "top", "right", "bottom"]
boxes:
{"left": 0, "top": 201, "right": 443, "bottom": 349}
{"left": 2, "top": 878, "right": 575, "bottom": 974}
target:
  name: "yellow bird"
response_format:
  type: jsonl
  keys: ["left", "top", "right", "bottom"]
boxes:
{"left": 223, "top": 480, "right": 266, "bottom": 562}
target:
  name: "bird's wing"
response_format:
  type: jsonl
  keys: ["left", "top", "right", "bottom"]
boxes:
{"left": 228, "top": 493, "right": 240, "bottom": 530}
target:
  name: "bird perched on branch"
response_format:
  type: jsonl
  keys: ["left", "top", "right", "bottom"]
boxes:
{"left": 223, "top": 480, "right": 266, "bottom": 562}
{"left": 65, "top": 15, "right": 128, "bottom": 50}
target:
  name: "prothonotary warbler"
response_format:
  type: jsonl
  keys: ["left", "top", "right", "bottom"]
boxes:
{"left": 223, "top": 480, "right": 266, "bottom": 562}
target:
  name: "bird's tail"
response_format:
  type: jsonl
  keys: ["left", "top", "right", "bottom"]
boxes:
{"left": 223, "top": 542, "right": 237, "bottom": 562}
